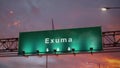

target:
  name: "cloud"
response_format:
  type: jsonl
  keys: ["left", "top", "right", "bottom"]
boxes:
{"left": 103, "top": 23, "right": 120, "bottom": 31}
{"left": 0, "top": 63, "right": 9, "bottom": 68}
{"left": 0, "top": 52, "right": 120, "bottom": 68}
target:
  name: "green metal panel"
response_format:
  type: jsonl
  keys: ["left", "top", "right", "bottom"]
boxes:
{"left": 18, "top": 26, "right": 102, "bottom": 55}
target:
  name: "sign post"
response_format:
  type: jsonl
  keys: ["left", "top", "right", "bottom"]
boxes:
{"left": 18, "top": 26, "right": 102, "bottom": 56}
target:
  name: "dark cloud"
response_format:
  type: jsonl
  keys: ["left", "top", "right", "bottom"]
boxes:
{"left": 0, "top": 63, "right": 9, "bottom": 68}
{"left": 0, "top": 0, "right": 120, "bottom": 38}
{"left": 0, "top": 53, "right": 120, "bottom": 68}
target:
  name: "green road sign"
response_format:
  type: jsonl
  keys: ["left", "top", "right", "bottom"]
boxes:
{"left": 18, "top": 26, "right": 102, "bottom": 55}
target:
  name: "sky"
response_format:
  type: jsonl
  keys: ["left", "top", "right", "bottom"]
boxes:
{"left": 0, "top": 0, "right": 120, "bottom": 38}
{"left": 0, "top": 53, "right": 120, "bottom": 68}
{"left": 0, "top": 0, "right": 120, "bottom": 68}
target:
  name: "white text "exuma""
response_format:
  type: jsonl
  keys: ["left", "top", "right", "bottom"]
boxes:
{"left": 45, "top": 38, "right": 72, "bottom": 44}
